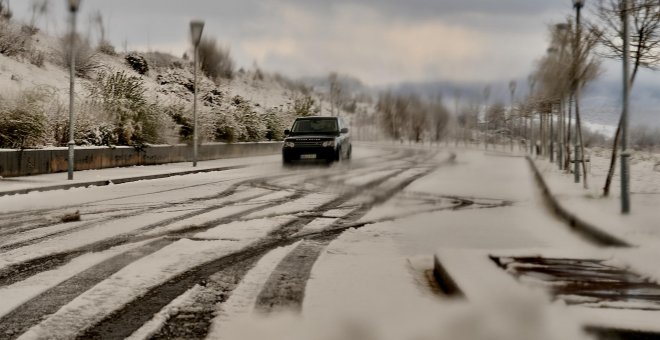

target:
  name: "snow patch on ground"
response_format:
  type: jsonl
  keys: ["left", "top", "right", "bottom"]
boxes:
{"left": 224, "top": 226, "right": 588, "bottom": 340}
{"left": 194, "top": 216, "right": 295, "bottom": 240}
{"left": 535, "top": 148, "right": 660, "bottom": 247}
{"left": 207, "top": 243, "right": 300, "bottom": 339}
{"left": 246, "top": 192, "right": 337, "bottom": 219}
{"left": 125, "top": 284, "right": 205, "bottom": 340}
{"left": 0, "top": 240, "right": 152, "bottom": 318}
{"left": 0, "top": 210, "right": 185, "bottom": 272}
{"left": 17, "top": 239, "right": 250, "bottom": 340}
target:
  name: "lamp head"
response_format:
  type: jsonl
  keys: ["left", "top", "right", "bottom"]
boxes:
{"left": 573, "top": 0, "right": 584, "bottom": 9}
{"left": 190, "top": 20, "right": 205, "bottom": 47}
{"left": 68, "top": 0, "right": 81, "bottom": 13}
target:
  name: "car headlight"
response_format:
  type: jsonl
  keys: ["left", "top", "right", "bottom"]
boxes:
{"left": 322, "top": 140, "right": 335, "bottom": 147}
{"left": 284, "top": 142, "right": 295, "bottom": 148}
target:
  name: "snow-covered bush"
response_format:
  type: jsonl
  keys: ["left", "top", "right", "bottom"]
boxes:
{"left": 293, "top": 95, "right": 317, "bottom": 117}
{"left": 125, "top": 52, "right": 149, "bottom": 75}
{"left": 198, "top": 37, "right": 234, "bottom": 80}
{"left": 0, "top": 89, "right": 48, "bottom": 148}
{"left": 164, "top": 103, "right": 194, "bottom": 143}
{"left": 27, "top": 47, "right": 45, "bottom": 67}
{"left": 0, "top": 20, "right": 28, "bottom": 57}
{"left": 212, "top": 109, "right": 242, "bottom": 143}
{"left": 57, "top": 33, "right": 99, "bottom": 78}
{"left": 264, "top": 108, "right": 286, "bottom": 141}
{"left": 97, "top": 40, "right": 116, "bottom": 56}
{"left": 144, "top": 51, "right": 181, "bottom": 70}
{"left": 630, "top": 125, "right": 660, "bottom": 150}
{"left": 87, "top": 71, "right": 162, "bottom": 145}
{"left": 21, "top": 24, "right": 38, "bottom": 36}
{"left": 230, "top": 95, "right": 266, "bottom": 142}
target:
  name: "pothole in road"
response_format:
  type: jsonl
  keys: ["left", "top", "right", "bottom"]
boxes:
{"left": 491, "top": 256, "right": 660, "bottom": 311}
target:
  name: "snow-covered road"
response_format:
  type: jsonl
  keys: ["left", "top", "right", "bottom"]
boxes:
{"left": 0, "top": 145, "right": 631, "bottom": 339}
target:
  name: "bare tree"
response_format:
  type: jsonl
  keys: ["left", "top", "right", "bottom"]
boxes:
{"left": 591, "top": 0, "right": 660, "bottom": 196}
{"left": 533, "top": 19, "right": 601, "bottom": 186}
{"left": 509, "top": 80, "right": 517, "bottom": 150}
{"left": 407, "top": 95, "right": 427, "bottom": 143}
{"left": 28, "top": 0, "right": 49, "bottom": 33}
{"left": 430, "top": 94, "right": 450, "bottom": 144}
{"left": 328, "top": 72, "right": 344, "bottom": 116}
{"left": 0, "top": 0, "right": 12, "bottom": 20}
{"left": 457, "top": 101, "right": 480, "bottom": 145}
{"left": 376, "top": 91, "right": 402, "bottom": 140}
{"left": 486, "top": 102, "right": 507, "bottom": 132}
{"left": 91, "top": 11, "right": 115, "bottom": 55}
{"left": 58, "top": 32, "right": 99, "bottom": 77}
{"left": 482, "top": 85, "right": 491, "bottom": 148}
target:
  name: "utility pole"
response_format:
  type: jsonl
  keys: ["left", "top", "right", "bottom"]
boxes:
{"left": 621, "top": 0, "right": 631, "bottom": 214}
{"left": 67, "top": 0, "right": 81, "bottom": 180}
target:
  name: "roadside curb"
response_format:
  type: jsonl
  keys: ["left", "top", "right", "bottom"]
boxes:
{"left": 0, "top": 165, "right": 246, "bottom": 198}
{"left": 525, "top": 156, "right": 630, "bottom": 247}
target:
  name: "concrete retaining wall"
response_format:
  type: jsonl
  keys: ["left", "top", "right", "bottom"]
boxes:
{"left": 0, "top": 142, "right": 282, "bottom": 177}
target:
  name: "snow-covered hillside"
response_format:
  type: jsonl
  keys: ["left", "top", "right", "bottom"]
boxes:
{"left": 0, "top": 17, "right": 335, "bottom": 148}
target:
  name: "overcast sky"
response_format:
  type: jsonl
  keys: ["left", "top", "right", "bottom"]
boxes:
{"left": 9, "top": 0, "right": 576, "bottom": 86}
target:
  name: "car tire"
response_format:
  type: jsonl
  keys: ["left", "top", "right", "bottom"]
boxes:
{"left": 346, "top": 145, "right": 352, "bottom": 160}
{"left": 334, "top": 147, "right": 342, "bottom": 162}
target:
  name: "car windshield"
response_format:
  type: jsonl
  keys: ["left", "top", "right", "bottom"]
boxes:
{"left": 291, "top": 119, "right": 338, "bottom": 134}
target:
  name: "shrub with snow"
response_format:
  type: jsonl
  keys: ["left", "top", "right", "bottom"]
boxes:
{"left": 97, "top": 40, "right": 117, "bottom": 56}
{"left": 293, "top": 95, "right": 317, "bottom": 117}
{"left": 198, "top": 37, "right": 234, "bottom": 81}
{"left": 0, "top": 89, "right": 49, "bottom": 148}
{"left": 164, "top": 103, "right": 194, "bottom": 143}
{"left": 264, "top": 108, "right": 286, "bottom": 141}
{"left": 144, "top": 51, "right": 181, "bottom": 70}
{"left": 125, "top": 52, "right": 149, "bottom": 75}
{"left": 0, "top": 20, "right": 28, "bottom": 57}
{"left": 56, "top": 33, "right": 99, "bottom": 78}
{"left": 86, "top": 71, "right": 162, "bottom": 145}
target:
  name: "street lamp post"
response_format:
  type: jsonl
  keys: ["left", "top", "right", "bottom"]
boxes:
{"left": 67, "top": 0, "right": 81, "bottom": 180}
{"left": 621, "top": 0, "right": 631, "bottom": 214}
{"left": 190, "top": 20, "right": 204, "bottom": 167}
{"left": 573, "top": 0, "right": 584, "bottom": 184}
{"left": 509, "top": 80, "right": 516, "bottom": 152}
{"left": 556, "top": 23, "right": 568, "bottom": 171}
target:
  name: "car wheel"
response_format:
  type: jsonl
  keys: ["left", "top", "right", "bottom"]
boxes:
{"left": 334, "top": 147, "right": 342, "bottom": 162}
{"left": 346, "top": 145, "right": 352, "bottom": 160}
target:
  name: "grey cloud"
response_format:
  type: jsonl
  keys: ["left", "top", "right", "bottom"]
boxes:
{"left": 8, "top": 0, "right": 572, "bottom": 85}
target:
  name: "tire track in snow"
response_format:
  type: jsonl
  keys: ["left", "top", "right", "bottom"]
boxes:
{"left": 0, "top": 148, "right": 431, "bottom": 339}
{"left": 0, "top": 238, "right": 174, "bottom": 339}
{"left": 0, "top": 179, "right": 294, "bottom": 287}
{"left": 76, "top": 151, "right": 446, "bottom": 339}
{"left": 251, "top": 157, "right": 446, "bottom": 314}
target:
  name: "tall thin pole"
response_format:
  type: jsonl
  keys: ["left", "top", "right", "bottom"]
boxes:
{"left": 559, "top": 98, "right": 564, "bottom": 170}
{"left": 193, "top": 44, "right": 198, "bottom": 167}
{"left": 509, "top": 80, "right": 516, "bottom": 152}
{"left": 575, "top": 3, "right": 588, "bottom": 189}
{"left": 573, "top": 2, "right": 582, "bottom": 184}
{"left": 550, "top": 105, "right": 555, "bottom": 163}
{"left": 621, "top": 0, "right": 631, "bottom": 214}
{"left": 566, "top": 94, "right": 573, "bottom": 172}
{"left": 67, "top": 8, "right": 77, "bottom": 180}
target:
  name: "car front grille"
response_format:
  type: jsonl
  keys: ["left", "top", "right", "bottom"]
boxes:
{"left": 294, "top": 140, "right": 324, "bottom": 147}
